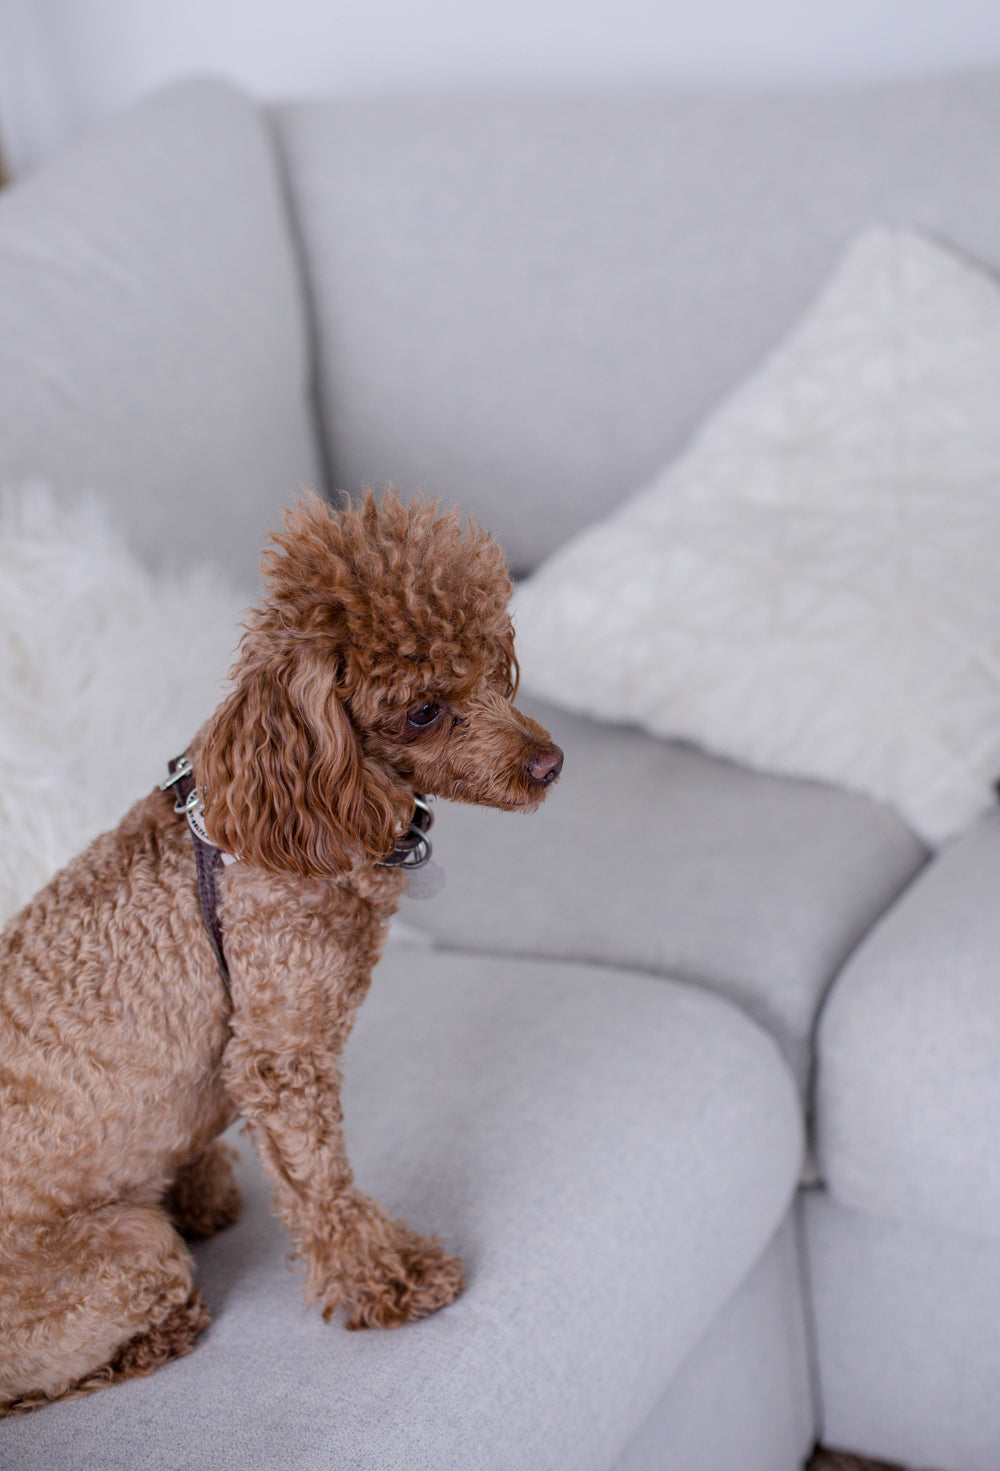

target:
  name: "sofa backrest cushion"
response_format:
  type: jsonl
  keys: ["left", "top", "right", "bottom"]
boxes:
{"left": 0, "top": 78, "right": 322, "bottom": 586}
{"left": 273, "top": 74, "right": 1000, "bottom": 574}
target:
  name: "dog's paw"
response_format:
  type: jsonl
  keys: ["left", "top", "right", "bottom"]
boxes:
{"left": 339, "top": 1233, "right": 465, "bottom": 1330}
{"left": 165, "top": 1140, "right": 242, "bottom": 1240}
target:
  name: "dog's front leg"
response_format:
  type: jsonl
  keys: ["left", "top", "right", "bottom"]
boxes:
{"left": 220, "top": 907, "right": 463, "bottom": 1328}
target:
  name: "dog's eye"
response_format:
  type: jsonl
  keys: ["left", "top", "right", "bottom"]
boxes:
{"left": 407, "top": 701, "right": 442, "bottom": 729}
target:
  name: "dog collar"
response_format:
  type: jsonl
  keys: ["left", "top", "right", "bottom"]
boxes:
{"left": 379, "top": 793, "right": 434, "bottom": 870}
{"left": 161, "top": 756, "right": 237, "bottom": 864}
{"left": 162, "top": 759, "right": 442, "bottom": 911}
{"left": 380, "top": 793, "right": 446, "bottom": 898}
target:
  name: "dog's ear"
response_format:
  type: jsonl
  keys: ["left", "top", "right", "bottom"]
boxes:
{"left": 197, "top": 646, "right": 406, "bottom": 876}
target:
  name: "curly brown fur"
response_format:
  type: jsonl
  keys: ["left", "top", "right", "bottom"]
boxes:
{"left": 165, "top": 1139, "right": 242, "bottom": 1240}
{"left": 2, "top": 1287, "right": 212, "bottom": 1416}
{"left": 0, "top": 491, "right": 562, "bottom": 1411}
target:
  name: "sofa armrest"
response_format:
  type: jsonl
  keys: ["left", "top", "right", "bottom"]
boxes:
{"left": 816, "top": 808, "right": 1000, "bottom": 1238}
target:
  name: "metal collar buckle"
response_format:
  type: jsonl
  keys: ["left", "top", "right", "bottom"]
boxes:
{"left": 160, "top": 755, "right": 195, "bottom": 812}
{"left": 379, "top": 793, "right": 434, "bottom": 869}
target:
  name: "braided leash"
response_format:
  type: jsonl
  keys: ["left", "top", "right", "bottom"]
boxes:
{"left": 161, "top": 756, "right": 232, "bottom": 997}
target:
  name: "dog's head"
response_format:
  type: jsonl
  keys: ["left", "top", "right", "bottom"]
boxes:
{"left": 198, "top": 491, "right": 562, "bottom": 876}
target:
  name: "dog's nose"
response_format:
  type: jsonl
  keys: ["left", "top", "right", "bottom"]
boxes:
{"left": 527, "top": 745, "right": 564, "bottom": 787}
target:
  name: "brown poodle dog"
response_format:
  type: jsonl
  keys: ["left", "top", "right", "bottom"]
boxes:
{"left": 0, "top": 491, "right": 563, "bottom": 1413}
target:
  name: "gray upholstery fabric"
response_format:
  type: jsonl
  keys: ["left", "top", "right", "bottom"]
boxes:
{"left": 413, "top": 696, "right": 927, "bottom": 1094}
{"left": 273, "top": 74, "right": 1000, "bottom": 574}
{"left": 612, "top": 1218, "right": 815, "bottom": 1471}
{"left": 816, "top": 808, "right": 1000, "bottom": 1239}
{"left": 9, "top": 68, "right": 1000, "bottom": 1471}
{"left": 805, "top": 1191, "right": 1000, "bottom": 1471}
{"left": 3, "top": 950, "right": 803, "bottom": 1471}
{"left": 0, "top": 79, "right": 322, "bottom": 586}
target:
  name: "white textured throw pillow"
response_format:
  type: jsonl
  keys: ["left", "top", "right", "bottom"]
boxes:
{"left": 514, "top": 229, "right": 1000, "bottom": 845}
{"left": 0, "top": 487, "right": 247, "bottom": 923}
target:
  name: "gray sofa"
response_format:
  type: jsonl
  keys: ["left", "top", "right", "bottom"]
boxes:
{"left": 3, "top": 71, "right": 1000, "bottom": 1471}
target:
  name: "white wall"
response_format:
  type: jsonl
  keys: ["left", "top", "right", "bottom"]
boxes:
{"left": 4, "top": 0, "right": 1000, "bottom": 175}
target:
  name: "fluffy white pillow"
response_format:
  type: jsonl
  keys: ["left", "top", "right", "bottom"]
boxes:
{"left": 514, "top": 229, "right": 1000, "bottom": 846}
{"left": 0, "top": 487, "right": 248, "bottom": 922}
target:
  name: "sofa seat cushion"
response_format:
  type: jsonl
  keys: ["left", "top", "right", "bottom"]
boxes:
{"left": 816, "top": 810, "right": 1000, "bottom": 1239}
{"left": 417, "top": 697, "right": 927, "bottom": 1094}
{"left": 5, "top": 950, "right": 803, "bottom": 1471}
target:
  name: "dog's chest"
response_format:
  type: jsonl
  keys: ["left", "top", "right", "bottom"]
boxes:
{"left": 217, "top": 861, "right": 405, "bottom": 991}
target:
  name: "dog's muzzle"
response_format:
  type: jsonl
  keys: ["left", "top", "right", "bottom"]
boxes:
{"left": 527, "top": 745, "right": 564, "bottom": 787}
